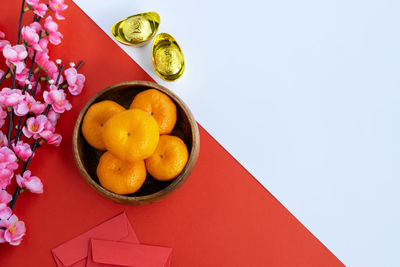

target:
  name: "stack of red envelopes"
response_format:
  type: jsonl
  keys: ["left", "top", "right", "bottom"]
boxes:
{"left": 52, "top": 213, "right": 172, "bottom": 267}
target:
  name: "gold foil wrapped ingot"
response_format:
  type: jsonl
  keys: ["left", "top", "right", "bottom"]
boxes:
{"left": 152, "top": 33, "right": 185, "bottom": 81}
{"left": 111, "top": 12, "right": 160, "bottom": 46}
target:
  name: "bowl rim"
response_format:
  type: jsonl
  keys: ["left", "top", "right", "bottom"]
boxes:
{"left": 72, "top": 80, "right": 200, "bottom": 205}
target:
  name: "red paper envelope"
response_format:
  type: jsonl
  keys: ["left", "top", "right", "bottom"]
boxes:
{"left": 86, "top": 239, "right": 172, "bottom": 267}
{"left": 52, "top": 212, "right": 139, "bottom": 267}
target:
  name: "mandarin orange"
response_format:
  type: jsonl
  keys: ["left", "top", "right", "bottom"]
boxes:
{"left": 145, "top": 135, "right": 189, "bottom": 181}
{"left": 130, "top": 89, "right": 177, "bottom": 134}
{"left": 82, "top": 100, "right": 125, "bottom": 150}
{"left": 97, "top": 151, "right": 146, "bottom": 195}
{"left": 102, "top": 109, "right": 160, "bottom": 162}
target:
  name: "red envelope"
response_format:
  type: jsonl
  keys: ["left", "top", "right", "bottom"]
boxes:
{"left": 86, "top": 239, "right": 172, "bottom": 267}
{"left": 52, "top": 212, "right": 139, "bottom": 267}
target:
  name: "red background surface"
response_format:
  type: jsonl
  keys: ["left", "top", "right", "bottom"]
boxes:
{"left": 0, "top": 2, "right": 343, "bottom": 266}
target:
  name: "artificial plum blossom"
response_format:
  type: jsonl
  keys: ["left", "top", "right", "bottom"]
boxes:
{"left": 21, "top": 25, "right": 42, "bottom": 51}
{"left": 47, "top": 133, "right": 62, "bottom": 146}
{"left": 0, "top": 190, "right": 12, "bottom": 220}
{"left": 22, "top": 115, "right": 54, "bottom": 140}
{"left": 0, "top": 39, "right": 10, "bottom": 52}
{"left": 27, "top": 38, "right": 48, "bottom": 59}
{"left": 14, "top": 100, "right": 29, "bottom": 116}
{"left": 29, "top": 22, "right": 42, "bottom": 34}
{"left": 44, "top": 16, "right": 63, "bottom": 45}
{"left": 43, "top": 86, "right": 71, "bottom": 113}
{"left": 0, "top": 131, "right": 8, "bottom": 147}
{"left": 16, "top": 171, "right": 43, "bottom": 194}
{"left": 0, "top": 40, "right": 10, "bottom": 53}
{"left": 35, "top": 51, "right": 57, "bottom": 76}
{"left": 3, "top": 45, "right": 27, "bottom": 74}
{"left": 0, "top": 88, "right": 25, "bottom": 107}
{"left": 0, "top": 214, "right": 26, "bottom": 246}
{"left": 34, "top": 50, "right": 49, "bottom": 67}
{"left": 45, "top": 60, "right": 58, "bottom": 77}
{"left": 0, "top": 147, "right": 19, "bottom": 190}
{"left": 35, "top": 50, "right": 58, "bottom": 76}
{"left": 0, "top": 105, "right": 7, "bottom": 128}
{"left": 15, "top": 67, "right": 29, "bottom": 85}
{"left": 47, "top": 109, "right": 60, "bottom": 127}
{"left": 0, "top": 31, "right": 9, "bottom": 53}
{"left": 26, "top": 0, "right": 48, "bottom": 17}
{"left": 49, "top": 0, "right": 68, "bottom": 20}
{"left": 65, "top": 67, "right": 85, "bottom": 95}
{"left": 14, "top": 92, "right": 46, "bottom": 116}
{"left": 12, "top": 141, "right": 33, "bottom": 161}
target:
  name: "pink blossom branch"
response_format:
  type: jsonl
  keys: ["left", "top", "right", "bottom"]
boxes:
{"left": 9, "top": 61, "right": 84, "bottom": 210}
{"left": 7, "top": 0, "right": 27, "bottom": 148}
{"left": 14, "top": 70, "right": 41, "bottom": 141}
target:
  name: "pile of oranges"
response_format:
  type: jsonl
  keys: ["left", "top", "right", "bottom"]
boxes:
{"left": 81, "top": 89, "right": 189, "bottom": 195}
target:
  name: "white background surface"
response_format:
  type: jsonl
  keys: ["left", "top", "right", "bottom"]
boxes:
{"left": 73, "top": 0, "right": 400, "bottom": 266}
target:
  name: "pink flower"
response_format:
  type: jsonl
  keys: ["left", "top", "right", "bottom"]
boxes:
{"left": 65, "top": 68, "right": 85, "bottom": 95}
{"left": 0, "top": 31, "right": 4, "bottom": 39}
{"left": 16, "top": 170, "right": 43, "bottom": 194}
{"left": 12, "top": 141, "right": 33, "bottom": 161}
{"left": 29, "top": 22, "right": 42, "bottom": 34}
{"left": 44, "top": 61, "right": 58, "bottom": 77}
{"left": 43, "top": 86, "right": 71, "bottom": 113}
{"left": 0, "top": 190, "right": 12, "bottom": 220}
{"left": 3, "top": 45, "right": 27, "bottom": 74}
{"left": 47, "top": 109, "right": 60, "bottom": 127}
{"left": 15, "top": 67, "right": 29, "bottom": 85}
{"left": 0, "top": 105, "right": 7, "bottom": 128}
{"left": 28, "top": 38, "right": 48, "bottom": 58}
{"left": 0, "top": 131, "right": 8, "bottom": 147}
{"left": 0, "top": 147, "right": 18, "bottom": 190}
{"left": 0, "top": 40, "right": 10, "bottom": 52}
{"left": 49, "top": 0, "right": 68, "bottom": 20}
{"left": 35, "top": 50, "right": 49, "bottom": 67}
{"left": 44, "top": 16, "right": 63, "bottom": 45}
{"left": 0, "top": 88, "right": 25, "bottom": 107}
{"left": 47, "top": 133, "right": 62, "bottom": 146}
{"left": 21, "top": 26, "right": 42, "bottom": 51}
{"left": 14, "top": 92, "right": 45, "bottom": 116}
{"left": 0, "top": 214, "right": 26, "bottom": 246}
{"left": 26, "top": 0, "right": 48, "bottom": 17}
{"left": 14, "top": 99, "right": 29, "bottom": 116}
{"left": 22, "top": 115, "right": 54, "bottom": 139}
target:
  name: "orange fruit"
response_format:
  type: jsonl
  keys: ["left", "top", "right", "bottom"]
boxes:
{"left": 145, "top": 135, "right": 189, "bottom": 181}
{"left": 130, "top": 89, "right": 177, "bottom": 134}
{"left": 102, "top": 109, "right": 160, "bottom": 162}
{"left": 82, "top": 100, "right": 125, "bottom": 150}
{"left": 97, "top": 152, "right": 146, "bottom": 195}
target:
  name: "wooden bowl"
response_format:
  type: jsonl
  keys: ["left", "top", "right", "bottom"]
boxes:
{"left": 73, "top": 81, "right": 200, "bottom": 205}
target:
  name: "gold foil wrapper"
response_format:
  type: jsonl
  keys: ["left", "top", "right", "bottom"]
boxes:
{"left": 111, "top": 12, "right": 160, "bottom": 47}
{"left": 152, "top": 33, "right": 185, "bottom": 81}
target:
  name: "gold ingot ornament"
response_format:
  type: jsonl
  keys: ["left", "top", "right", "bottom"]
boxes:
{"left": 111, "top": 12, "right": 160, "bottom": 46}
{"left": 152, "top": 33, "right": 185, "bottom": 81}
